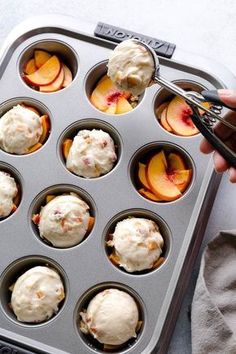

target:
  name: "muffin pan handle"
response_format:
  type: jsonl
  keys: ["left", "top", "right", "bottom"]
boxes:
{"left": 0, "top": 337, "right": 38, "bottom": 353}
{"left": 94, "top": 22, "right": 176, "bottom": 58}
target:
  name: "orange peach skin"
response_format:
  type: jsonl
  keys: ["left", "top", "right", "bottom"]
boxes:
{"left": 39, "top": 65, "right": 64, "bottom": 92}
{"left": 34, "top": 50, "right": 51, "bottom": 69}
{"left": 23, "top": 59, "right": 37, "bottom": 75}
{"left": 24, "top": 55, "right": 61, "bottom": 86}
{"left": 62, "top": 139, "right": 73, "bottom": 159}
{"left": 146, "top": 151, "right": 182, "bottom": 201}
{"left": 166, "top": 96, "right": 199, "bottom": 136}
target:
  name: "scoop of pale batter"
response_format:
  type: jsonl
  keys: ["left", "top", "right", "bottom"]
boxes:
{"left": 38, "top": 193, "right": 90, "bottom": 248}
{"left": 107, "top": 39, "right": 154, "bottom": 96}
{"left": 0, "top": 171, "right": 18, "bottom": 217}
{"left": 0, "top": 105, "right": 42, "bottom": 154}
{"left": 11, "top": 266, "right": 65, "bottom": 323}
{"left": 108, "top": 217, "right": 164, "bottom": 272}
{"left": 80, "top": 288, "right": 139, "bottom": 345}
{"left": 66, "top": 129, "right": 117, "bottom": 178}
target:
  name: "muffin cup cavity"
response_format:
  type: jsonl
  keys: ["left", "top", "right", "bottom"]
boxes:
{"left": 29, "top": 184, "right": 96, "bottom": 249}
{"left": 19, "top": 40, "right": 78, "bottom": 92}
{"left": 58, "top": 119, "right": 122, "bottom": 179}
{"left": 104, "top": 209, "right": 171, "bottom": 275}
{"left": 0, "top": 97, "right": 51, "bottom": 155}
{"left": 0, "top": 255, "right": 68, "bottom": 326}
{"left": 85, "top": 60, "right": 144, "bottom": 115}
{"left": 0, "top": 162, "right": 23, "bottom": 221}
{"left": 74, "top": 282, "right": 145, "bottom": 353}
{"left": 154, "top": 80, "right": 208, "bottom": 137}
{"left": 129, "top": 142, "right": 195, "bottom": 204}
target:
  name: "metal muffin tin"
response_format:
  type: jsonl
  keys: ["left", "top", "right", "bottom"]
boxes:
{"left": 0, "top": 15, "right": 235, "bottom": 354}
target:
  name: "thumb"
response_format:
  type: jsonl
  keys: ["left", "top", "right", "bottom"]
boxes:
{"left": 218, "top": 89, "right": 236, "bottom": 108}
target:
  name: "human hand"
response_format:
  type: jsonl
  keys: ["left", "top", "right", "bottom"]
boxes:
{"left": 200, "top": 89, "right": 236, "bottom": 183}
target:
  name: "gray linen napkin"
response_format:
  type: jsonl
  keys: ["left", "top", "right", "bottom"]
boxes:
{"left": 192, "top": 230, "right": 236, "bottom": 354}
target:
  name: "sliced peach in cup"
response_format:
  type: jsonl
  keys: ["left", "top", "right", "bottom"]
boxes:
{"left": 146, "top": 151, "right": 182, "bottom": 201}
{"left": 156, "top": 102, "right": 169, "bottom": 118}
{"left": 46, "top": 195, "right": 56, "bottom": 203}
{"left": 28, "top": 142, "right": 42, "bottom": 153}
{"left": 166, "top": 96, "right": 199, "bottom": 136}
{"left": 138, "top": 162, "right": 150, "bottom": 190}
{"left": 34, "top": 50, "right": 51, "bottom": 68}
{"left": 62, "top": 64, "right": 72, "bottom": 88}
{"left": 168, "top": 169, "right": 192, "bottom": 192}
{"left": 39, "top": 115, "right": 50, "bottom": 144}
{"left": 39, "top": 65, "right": 64, "bottom": 92}
{"left": 32, "top": 213, "right": 40, "bottom": 225}
{"left": 139, "top": 188, "right": 161, "bottom": 202}
{"left": 160, "top": 108, "right": 172, "bottom": 132}
{"left": 62, "top": 139, "right": 73, "bottom": 159}
{"left": 168, "top": 152, "right": 186, "bottom": 171}
{"left": 24, "top": 55, "right": 61, "bottom": 86}
{"left": 87, "top": 216, "right": 95, "bottom": 233}
{"left": 90, "top": 75, "right": 133, "bottom": 114}
{"left": 23, "top": 58, "right": 37, "bottom": 75}
{"left": 105, "top": 103, "right": 117, "bottom": 114}
{"left": 116, "top": 96, "right": 133, "bottom": 114}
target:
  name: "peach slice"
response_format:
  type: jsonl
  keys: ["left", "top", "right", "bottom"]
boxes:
{"left": 156, "top": 102, "right": 169, "bottom": 118}
{"left": 34, "top": 50, "right": 51, "bottom": 68}
{"left": 62, "top": 138, "right": 73, "bottom": 159}
{"left": 109, "top": 251, "right": 120, "bottom": 266}
{"left": 147, "top": 151, "right": 182, "bottom": 201}
{"left": 168, "top": 152, "right": 186, "bottom": 171}
{"left": 138, "top": 163, "right": 150, "bottom": 190}
{"left": 28, "top": 142, "right": 42, "bottom": 153}
{"left": 168, "top": 169, "right": 192, "bottom": 192}
{"left": 23, "top": 58, "right": 37, "bottom": 75}
{"left": 24, "top": 55, "right": 61, "bottom": 86}
{"left": 32, "top": 214, "right": 40, "bottom": 225}
{"left": 91, "top": 75, "right": 118, "bottom": 111}
{"left": 166, "top": 96, "right": 199, "bottom": 136}
{"left": 106, "top": 103, "right": 117, "bottom": 114}
{"left": 39, "top": 115, "right": 50, "bottom": 144}
{"left": 116, "top": 96, "right": 133, "bottom": 114}
{"left": 62, "top": 64, "right": 72, "bottom": 88}
{"left": 139, "top": 188, "right": 161, "bottom": 202}
{"left": 87, "top": 216, "right": 95, "bottom": 233}
{"left": 90, "top": 75, "right": 132, "bottom": 113}
{"left": 46, "top": 195, "right": 56, "bottom": 203}
{"left": 160, "top": 108, "right": 172, "bottom": 132}
{"left": 39, "top": 65, "right": 64, "bottom": 92}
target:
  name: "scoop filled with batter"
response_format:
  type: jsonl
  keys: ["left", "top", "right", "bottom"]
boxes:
{"left": 107, "top": 217, "right": 164, "bottom": 272}
{"left": 10, "top": 266, "right": 65, "bottom": 323}
{"left": 80, "top": 288, "right": 140, "bottom": 346}
{"left": 107, "top": 39, "right": 155, "bottom": 96}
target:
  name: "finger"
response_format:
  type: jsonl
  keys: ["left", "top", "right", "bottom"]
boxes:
{"left": 214, "top": 111, "right": 236, "bottom": 140}
{"left": 199, "top": 138, "right": 214, "bottom": 154}
{"left": 229, "top": 167, "right": 236, "bottom": 183}
{"left": 218, "top": 89, "right": 236, "bottom": 109}
{"left": 213, "top": 151, "right": 229, "bottom": 172}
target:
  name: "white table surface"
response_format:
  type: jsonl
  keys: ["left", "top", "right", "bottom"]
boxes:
{"left": 1, "top": 1, "right": 236, "bottom": 353}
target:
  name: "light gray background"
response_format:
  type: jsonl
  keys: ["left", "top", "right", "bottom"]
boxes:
{"left": 1, "top": 1, "right": 236, "bottom": 353}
